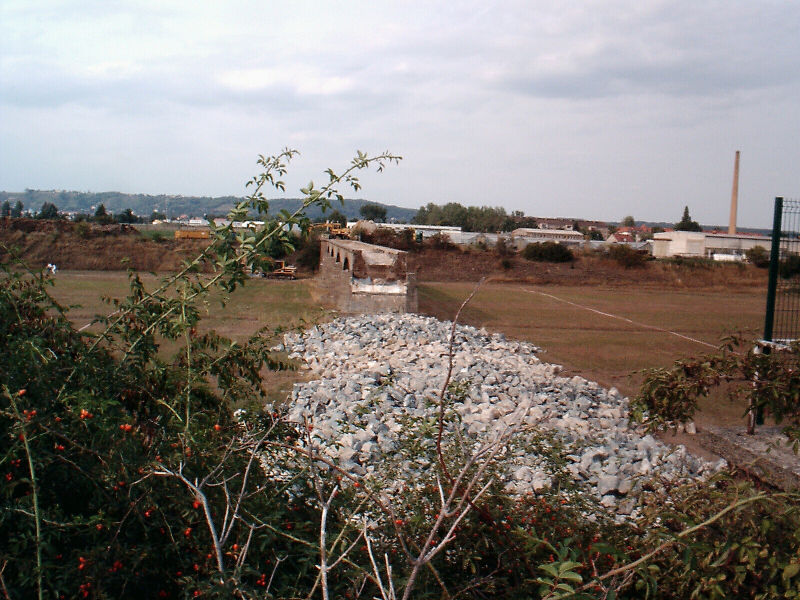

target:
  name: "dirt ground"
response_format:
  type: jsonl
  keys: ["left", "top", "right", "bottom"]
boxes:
{"left": 0, "top": 218, "right": 210, "bottom": 271}
{"left": 409, "top": 247, "right": 767, "bottom": 288}
{"left": 4, "top": 219, "right": 775, "bottom": 459}
{"left": 2, "top": 218, "right": 769, "bottom": 290}
{"left": 418, "top": 282, "right": 767, "bottom": 460}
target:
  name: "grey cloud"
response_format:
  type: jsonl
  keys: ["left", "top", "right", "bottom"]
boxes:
{"left": 0, "top": 56, "right": 399, "bottom": 119}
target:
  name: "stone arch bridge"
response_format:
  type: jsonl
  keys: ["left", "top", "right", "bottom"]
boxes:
{"left": 317, "top": 239, "right": 417, "bottom": 313}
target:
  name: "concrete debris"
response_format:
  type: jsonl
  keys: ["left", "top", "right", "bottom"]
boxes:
{"left": 279, "top": 313, "right": 726, "bottom": 521}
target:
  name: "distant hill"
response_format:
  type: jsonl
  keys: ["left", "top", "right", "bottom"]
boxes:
{"left": 0, "top": 190, "right": 418, "bottom": 223}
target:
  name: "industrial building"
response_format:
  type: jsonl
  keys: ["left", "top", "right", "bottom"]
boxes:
{"left": 651, "top": 231, "right": 770, "bottom": 260}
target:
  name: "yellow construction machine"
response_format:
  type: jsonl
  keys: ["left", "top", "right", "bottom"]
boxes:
{"left": 311, "top": 222, "right": 350, "bottom": 238}
{"left": 266, "top": 260, "right": 297, "bottom": 279}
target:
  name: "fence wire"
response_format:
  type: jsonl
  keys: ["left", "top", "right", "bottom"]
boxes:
{"left": 765, "top": 197, "right": 800, "bottom": 344}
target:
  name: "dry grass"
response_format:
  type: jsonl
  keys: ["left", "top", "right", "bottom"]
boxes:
{"left": 48, "top": 271, "right": 330, "bottom": 405}
{"left": 46, "top": 271, "right": 771, "bottom": 446}
{"left": 418, "top": 282, "right": 766, "bottom": 433}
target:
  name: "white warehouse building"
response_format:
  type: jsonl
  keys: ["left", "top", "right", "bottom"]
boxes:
{"left": 510, "top": 228, "right": 585, "bottom": 250}
{"left": 652, "top": 231, "right": 771, "bottom": 260}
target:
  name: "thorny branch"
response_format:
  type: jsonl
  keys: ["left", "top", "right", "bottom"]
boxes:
{"left": 436, "top": 277, "right": 488, "bottom": 482}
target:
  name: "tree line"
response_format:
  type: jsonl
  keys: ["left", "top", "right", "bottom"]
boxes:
{"left": 413, "top": 202, "right": 525, "bottom": 232}
{"left": 3, "top": 193, "right": 708, "bottom": 238}
{"left": 1, "top": 199, "right": 159, "bottom": 224}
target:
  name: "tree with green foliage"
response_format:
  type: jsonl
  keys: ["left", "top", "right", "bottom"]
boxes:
{"left": 413, "top": 202, "right": 509, "bottom": 232}
{"left": 150, "top": 210, "right": 166, "bottom": 222}
{"left": 326, "top": 209, "right": 347, "bottom": 227}
{"left": 115, "top": 208, "right": 139, "bottom": 224}
{"left": 359, "top": 202, "right": 387, "bottom": 222}
{"left": 675, "top": 206, "right": 702, "bottom": 232}
{"left": 36, "top": 202, "right": 59, "bottom": 220}
{"left": 1, "top": 200, "right": 10, "bottom": 218}
{"left": 93, "top": 203, "right": 114, "bottom": 225}
{"left": 620, "top": 215, "right": 635, "bottom": 227}
{"left": 11, "top": 200, "right": 23, "bottom": 218}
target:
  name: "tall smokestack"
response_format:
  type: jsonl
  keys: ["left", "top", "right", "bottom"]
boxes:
{"left": 729, "top": 150, "right": 740, "bottom": 235}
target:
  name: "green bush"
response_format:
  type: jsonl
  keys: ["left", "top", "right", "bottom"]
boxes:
{"left": 780, "top": 253, "right": 800, "bottom": 279}
{"left": 424, "top": 232, "right": 455, "bottom": 250}
{"left": 73, "top": 221, "right": 90, "bottom": 239}
{"left": 607, "top": 244, "right": 648, "bottom": 268}
{"left": 139, "top": 229, "right": 171, "bottom": 243}
{"left": 664, "top": 255, "right": 713, "bottom": 269}
{"left": 360, "top": 227, "right": 419, "bottom": 251}
{"left": 745, "top": 246, "right": 770, "bottom": 268}
{"left": 522, "top": 241, "right": 573, "bottom": 263}
{"left": 294, "top": 231, "right": 322, "bottom": 271}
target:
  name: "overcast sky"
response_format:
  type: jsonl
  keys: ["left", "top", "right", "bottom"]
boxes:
{"left": 1, "top": 1, "right": 798, "bottom": 227}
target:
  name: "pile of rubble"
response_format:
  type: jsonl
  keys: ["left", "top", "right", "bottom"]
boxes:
{"left": 277, "top": 314, "right": 725, "bottom": 518}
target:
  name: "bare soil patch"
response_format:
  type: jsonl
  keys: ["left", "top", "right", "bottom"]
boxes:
{"left": 410, "top": 247, "right": 767, "bottom": 288}
{"left": 0, "top": 218, "right": 210, "bottom": 271}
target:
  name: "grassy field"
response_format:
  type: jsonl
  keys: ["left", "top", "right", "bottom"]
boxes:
{"left": 47, "top": 272, "right": 769, "bottom": 438}
{"left": 48, "top": 271, "right": 329, "bottom": 404}
{"left": 49, "top": 271, "right": 326, "bottom": 338}
{"left": 418, "top": 282, "right": 767, "bottom": 433}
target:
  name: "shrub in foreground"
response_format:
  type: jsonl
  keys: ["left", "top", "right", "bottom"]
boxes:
{"left": 3, "top": 150, "right": 800, "bottom": 600}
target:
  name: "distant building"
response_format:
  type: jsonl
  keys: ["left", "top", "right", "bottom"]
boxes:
{"left": 607, "top": 231, "right": 635, "bottom": 243}
{"left": 510, "top": 228, "right": 585, "bottom": 250}
{"left": 609, "top": 225, "right": 652, "bottom": 243}
{"left": 353, "top": 222, "right": 461, "bottom": 239}
{"left": 535, "top": 217, "right": 576, "bottom": 230}
{"left": 652, "top": 231, "right": 770, "bottom": 259}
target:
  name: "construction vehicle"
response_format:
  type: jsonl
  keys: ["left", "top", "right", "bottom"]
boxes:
{"left": 311, "top": 222, "right": 350, "bottom": 238}
{"left": 266, "top": 260, "right": 297, "bottom": 279}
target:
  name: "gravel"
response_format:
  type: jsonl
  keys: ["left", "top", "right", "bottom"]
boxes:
{"left": 277, "top": 313, "right": 726, "bottom": 520}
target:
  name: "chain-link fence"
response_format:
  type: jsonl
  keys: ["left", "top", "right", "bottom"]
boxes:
{"left": 764, "top": 197, "right": 800, "bottom": 344}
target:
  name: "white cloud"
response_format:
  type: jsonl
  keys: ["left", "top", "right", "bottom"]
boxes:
{"left": 217, "top": 67, "right": 354, "bottom": 96}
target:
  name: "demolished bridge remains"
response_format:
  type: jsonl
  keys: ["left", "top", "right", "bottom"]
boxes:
{"left": 317, "top": 239, "right": 417, "bottom": 313}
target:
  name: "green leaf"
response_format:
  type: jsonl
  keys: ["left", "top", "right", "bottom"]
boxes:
{"left": 538, "top": 564, "right": 559, "bottom": 578}
{"left": 783, "top": 563, "right": 800, "bottom": 580}
{"left": 558, "top": 561, "right": 582, "bottom": 572}
{"left": 560, "top": 571, "right": 583, "bottom": 583}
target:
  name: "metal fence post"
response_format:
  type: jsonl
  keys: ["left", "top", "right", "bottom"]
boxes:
{"left": 763, "top": 197, "right": 783, "bottom": 344}
{"left": 757, "top": 197, "right": 784, "bottom": 427}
